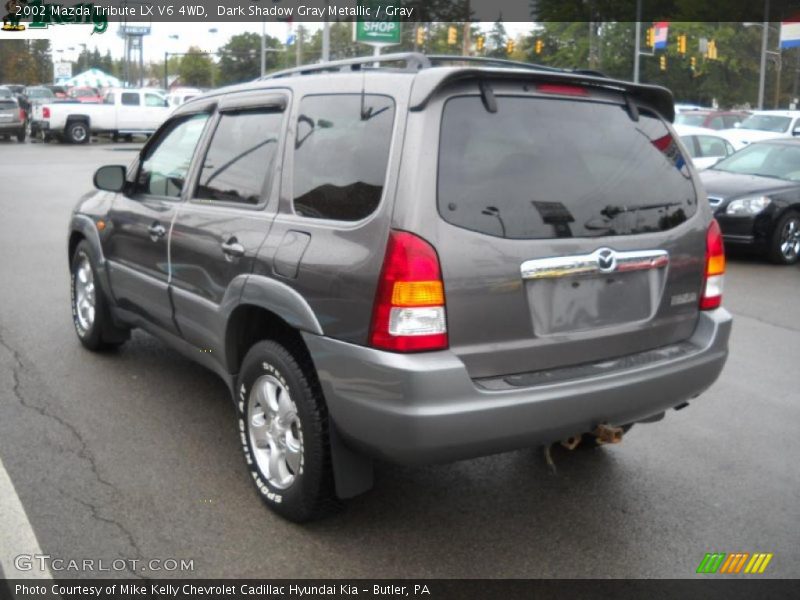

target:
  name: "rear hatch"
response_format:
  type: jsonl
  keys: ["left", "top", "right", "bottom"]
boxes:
{"left": 0, "top": 100, "right": 19, "bottom": 125}
{"left": 433, "top": 85, "right": 706, "bottom": 379}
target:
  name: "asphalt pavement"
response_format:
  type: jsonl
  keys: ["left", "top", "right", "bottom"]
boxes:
{"left": 0, "top": 140, "right": 798, "bottom": 579}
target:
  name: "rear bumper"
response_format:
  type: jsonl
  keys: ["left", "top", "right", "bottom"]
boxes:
{"left": 304, "top": 309, "right": 732, "bottom": 465}
{"left": 0, "top": 121, "right": 23, "bottom": 132}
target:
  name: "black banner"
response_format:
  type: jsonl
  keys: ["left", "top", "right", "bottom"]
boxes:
{"left": 2, "top": 579, "right": 800, "bottom": 600}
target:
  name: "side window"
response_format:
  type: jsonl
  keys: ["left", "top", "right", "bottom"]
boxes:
{"left": 725, "top": 141, "right": 735, "bottom": 156}
{"left": 194, "top": 109, "right": 283, "bottom": 205}
{"left": 136, "top": 113, "right": 209, "bottom": 198}
{"left": 723, "top": 115, "right": 740, "bottom": 128}
{"left": 681, "top": 136, "right": 698, "bottom": 158}
{"left": 292, "top": 94, "right": 395, "bottom": 221}
{"left": 121, "top": 93, "right": 140, "bottom": 106}
{"left": 104, "top": 93, "right": 115, "bottom": 105}
{"left": 697, "top": 135, "right": 728, "bottom": 158}
{"left": 708, "top": 116, "right": 724, "bottom": 130}
{"left": 145, "top": 93, "right": 166, "bottom": 107}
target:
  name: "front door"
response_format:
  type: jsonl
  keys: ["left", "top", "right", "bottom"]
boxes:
{"left": 169, "top": 92, "right": 288, "bottom": 355}
{"left": 103, "top": 112, "right": 210, "bottom": 332}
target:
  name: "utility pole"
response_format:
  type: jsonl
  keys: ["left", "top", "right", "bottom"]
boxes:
{"left": 462, "top": 21, "right": 471, "bottom": 56}
{"left": 633, "top": 0, "right": 642, "bottom": 83}
{"left": 260, "top": 19, "right": 266, "bottom": 77}
{"left": 758, "top": 0, "right": 770, "bottom": 109}
{"left": 296, "top": 25, "right": 303, "bottom": 66}
{"left": 322, "top": 19, "right": 330, "bottom": 62}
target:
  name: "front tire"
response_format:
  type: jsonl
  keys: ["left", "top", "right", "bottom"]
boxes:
{"left": 65, "top": 120, "right": 89, "bottom": 144}
{"left": 767, "top": 210, "right": 800, "bottom": 265}
{"left": 70, "top": 241, "right": 128, "bottom": 350}
{"left": 236, "top": 340, "right": 339, "bottom": 522}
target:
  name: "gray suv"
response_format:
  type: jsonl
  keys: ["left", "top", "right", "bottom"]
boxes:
{"left": 68, "top": 54, "right": 732, "bottom": 522}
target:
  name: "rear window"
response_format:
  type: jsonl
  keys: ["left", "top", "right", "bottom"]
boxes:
{"left": 438, "top": 96, "right": 696, "bottom": 239}
{"left": 0, "top": 100, "right": 16, "bottom": 110}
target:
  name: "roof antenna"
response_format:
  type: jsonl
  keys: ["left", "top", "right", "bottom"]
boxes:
{"left": 360, "top": 67, "right": 369, "bottom": 120}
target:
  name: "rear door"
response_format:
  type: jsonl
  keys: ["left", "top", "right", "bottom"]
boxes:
{"left": 116, "top": 91, "right": 142, "bottom": 131}
{"left": 169, "top": 91, "right": 288, "bottom": 354}
{"left": 103, "top": 112, "right": 210, "bottom": 331}
{"left": 405, "top": 85, "right": 707, "bottom": 379}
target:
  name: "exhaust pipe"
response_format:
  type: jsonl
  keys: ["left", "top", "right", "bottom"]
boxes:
{"left": 591, "top": 423, "right": 625, "bottom": 445}
{"left": 560, "top": 435, "right": 582, "bottom": 450}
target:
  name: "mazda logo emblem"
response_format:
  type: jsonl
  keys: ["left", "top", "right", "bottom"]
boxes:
{"left": 596, "top": 249, "right": 617, "bottom": 272}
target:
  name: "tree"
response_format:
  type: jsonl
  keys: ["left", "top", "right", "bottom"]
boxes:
{"left": 179, "top": 46, "right": 214, "bottom": 87}
{"left": 217, "top": 32, "right": 282, "bottom": 85}
{"left": 486, "top": 19, "right": 509, "bottom": 58}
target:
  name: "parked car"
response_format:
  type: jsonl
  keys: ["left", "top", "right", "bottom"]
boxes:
{"left": 675, "top": 109, "right": 749, "bottom": 130}
{"left": 167, "top": 87, "right": 202, "bottom": 108}
{"left": 700, "top": 138, "right": 800, "bottom": 264}
{"left": 68, "top": 54, "right": 731, "bottom": 522}
{"left": 68, "top": 86, "right": 103, "bottom": 103}
{"left": 675, "top": 124, "right": 736, "bottom": 169}
{"left": 0, "top": 96, "right": 26, "bottom": 142}
{"left": 674, "top": 102, "right": 708, "bottom": 113}
{"left": 45, "top": 84, "right": 69, "bottom": 99}
{"left": 0, "top": 86, "right": 12, "bottom": 99}
{"left": 718, "top": 110, "right": 800, "bottom": 150}
{"left": 2, "top": 84, "right": 25, "bottom": 95}
{"left": 32, "top": 87, "right": 170, "bottom": 143}
{"left": 23, "top": 86, "right": 55, "bottom": 104}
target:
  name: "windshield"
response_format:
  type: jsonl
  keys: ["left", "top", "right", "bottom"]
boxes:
{"left": 26, "top": 88, "right": 54, "bottom": 99}
{"left": 738, "top": 115, "right": 792, "bottom": 133}
{"left": 438, "top": 96, "right": 696, "bottom": 239}
{"left": 711, "top": 142, "right": 800, "bottom": 180}
{"left": 675, "top": 113, "right": 707, "bottom": 127}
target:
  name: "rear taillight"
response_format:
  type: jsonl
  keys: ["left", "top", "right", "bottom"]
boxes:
{"left": 19, "top": 109, "right": 25, "bottom": 121}
{"left": 700, "top": 219, "right": 725, "bottom": 310}
{"left": 42, "top": 107, "right": 50, "bottom": 119}
{"left": 369, "top": 230, "right": 448, "bottom": 352}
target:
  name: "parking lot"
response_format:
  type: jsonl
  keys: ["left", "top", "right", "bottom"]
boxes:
{"left": 0, "top": 140, "right": 798, "bottom": 579}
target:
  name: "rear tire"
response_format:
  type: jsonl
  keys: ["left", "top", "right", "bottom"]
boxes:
{"left": 16, "top": 128, "right": 26, "bottom": 142}
{"left": 65, "top": 120, "right": 89, "bottom": 144}
{"left": 767, "top": 210, "right": 800, "bottom": 265}
{"left": 70, "top": 241, "right": 128, "bottom": 351}
{"left": 236, "top": 340, "right": 340, "bottom": 522}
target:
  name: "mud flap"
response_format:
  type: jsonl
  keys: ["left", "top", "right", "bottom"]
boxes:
{"left": 329, "top": 421, "right": 374, "bottom": 499}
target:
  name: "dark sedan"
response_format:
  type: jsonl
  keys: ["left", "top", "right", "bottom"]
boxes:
{"left": 700, "top": 139, "right": 800, "bottom": 264}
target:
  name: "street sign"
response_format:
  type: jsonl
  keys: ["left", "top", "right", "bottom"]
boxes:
{"left": 354, "top": 1, "right": 402, "bottom": 47}
{"left": 53, "top": 62, "right": 72, "bottom": 82}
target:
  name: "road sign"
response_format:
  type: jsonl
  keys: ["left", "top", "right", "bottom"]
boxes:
{"left": 53, "top": 62, "right": 72, "bottom": 82}
{"left": 354, "top": 1, "right": 402, "bottom": 47}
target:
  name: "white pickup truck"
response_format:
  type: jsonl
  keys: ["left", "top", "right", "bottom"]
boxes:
{"left": 32, "top": 88, "right": 171, "bottom": 144}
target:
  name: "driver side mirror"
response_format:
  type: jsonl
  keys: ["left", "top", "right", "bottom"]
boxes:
{"left": 94, "top": 165, "right": 126, "bottom": 192}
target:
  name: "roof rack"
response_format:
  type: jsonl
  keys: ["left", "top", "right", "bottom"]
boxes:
{"left": 259, "top": 53, "right": 431, "bottom": 80}
{"left": 425, "top": 55, "right": 563, "bottom": 73}
{"left": 257, "top": 52, "right": 578, "bottom": 81}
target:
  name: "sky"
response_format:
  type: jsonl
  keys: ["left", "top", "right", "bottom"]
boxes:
{"left": 22, "top": 21, "right": 536, "bottom": 65}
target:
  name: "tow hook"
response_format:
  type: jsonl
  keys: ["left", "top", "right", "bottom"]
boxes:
{"left": 560, "top": 435, "right": 582, "bottom": 450}
{"left": 591, "top": 423, "right": 625, "bottom": 445}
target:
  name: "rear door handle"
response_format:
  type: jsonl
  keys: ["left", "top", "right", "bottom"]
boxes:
{"left": 221, "top": 237, "right": 245, "bottom": 260}
{"left": 148, "top": 222, "right": 166, "bottom": 242}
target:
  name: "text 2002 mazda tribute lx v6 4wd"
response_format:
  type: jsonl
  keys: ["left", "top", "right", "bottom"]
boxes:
{"left": 67, "top": 54, "right": 732, "bottom": 522}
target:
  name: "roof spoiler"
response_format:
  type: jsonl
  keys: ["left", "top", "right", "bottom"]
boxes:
{"left": 408, "top": 67, "right": 675, "bottom": 122}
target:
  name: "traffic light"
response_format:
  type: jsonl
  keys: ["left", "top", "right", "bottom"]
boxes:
{"left": 535, "top": 39, "right": 543, "bottom": 54}
{"left": 660, "top": 55, "right": 667, "bottom": 71}
{"left": 690, "top": 56, "right": 697, "bottom": 71}
{"left": 678, "top": 34, "right": 687, "bottom": 54}
{"left": 416, "top": 26, "right": 425, "bottom": 46}
{"left": 447, "top": 26, "right": 457, "bottom": 45}
{"left": 476, "top": 35, "right": 485, "bottom": 52}
{"left": 645, "top": 27, "right": 654, "bottom": 48}
{"left": 707, "top": 40, "right": 718, "bottom": 60}
{"left": 506, "top": 38, "right": 515, "bottom": 54}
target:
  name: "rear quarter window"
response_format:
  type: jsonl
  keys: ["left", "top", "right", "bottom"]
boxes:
{"left": 438, "top": 95, "right": 697, "bottom": 239}
{"left": 292, "top": 94, "right": 395, "bottom": 221}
